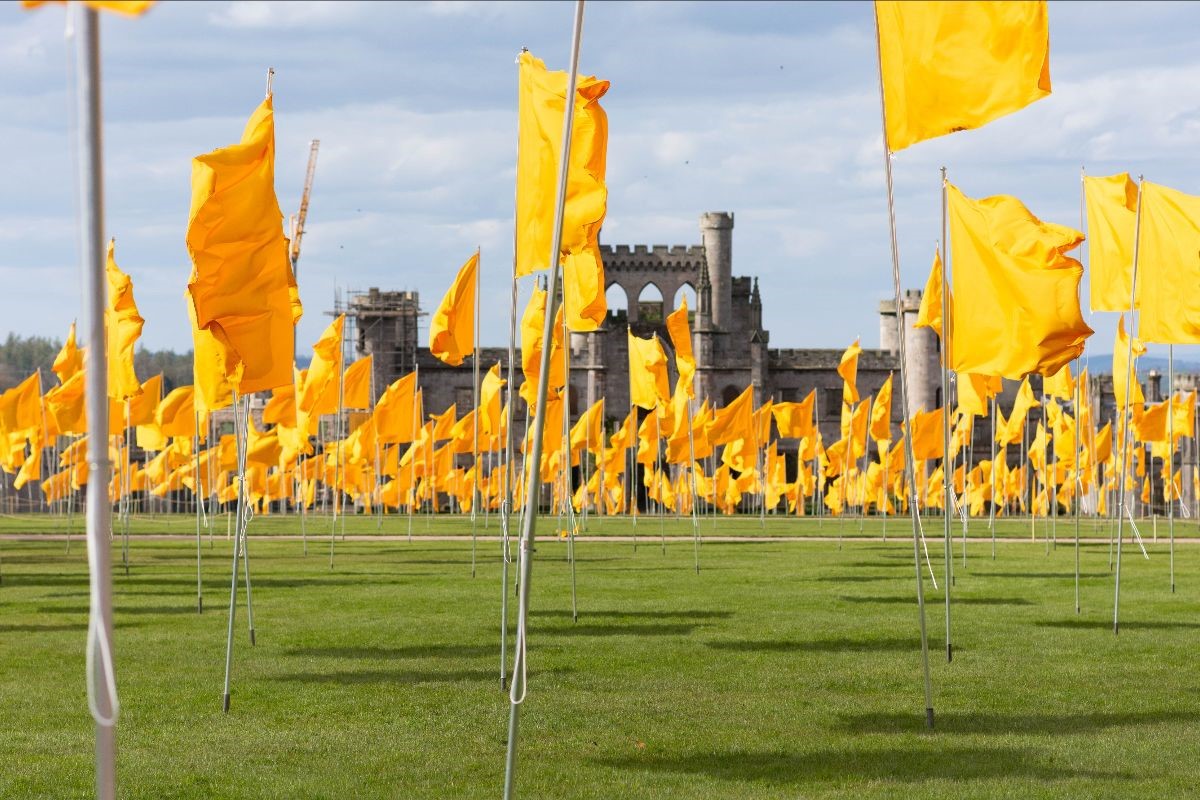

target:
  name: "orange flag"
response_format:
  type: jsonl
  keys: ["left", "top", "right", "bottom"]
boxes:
{"left": 105, "top": 239, "right": 144, "bottom": 400}
{"left": 375, "top": 372, "right": 418, "bottom": 445}
{"left": 665, "top": 297, "right": 696, "bottom": 398}
{"left": 429, "top": 252, "right": 478, "bottom": 367}
{"left": 342, "top": 355, "right": 373, "bottom": 410}
{"left": 186, "top": 94, "right": 301, "bottom": 395}
{"left": 838, "top": 340, "right": 862, "bottom": 404}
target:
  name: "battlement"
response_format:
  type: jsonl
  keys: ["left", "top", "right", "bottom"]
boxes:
{"left": 768, "top": 348, "right": 899, "bottom": 371}
{"left": 600, "top": 244, "right": 706, "bottom": 270}
{"left": 878, "top": 288, "right": 923, "bottom": 314}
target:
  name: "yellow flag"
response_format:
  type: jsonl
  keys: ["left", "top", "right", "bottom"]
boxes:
{"left": 628, "top": 330, "right": 670, "bottom": 411}
{"left": 1173, "top": 391, "right": 1196, "bottom": 440}
{"left": 519, "top": 287, "right": 565, "bottom": 407}
{"left": 263, "top": 379, "right": 297, "bottom": 427}
{"left": 1134, "top": 401, "right": 1169, "bottom": 444}
{"left": 837, "top": 339, "right": 862, "bottom": 404}
{"left": 299, "top": 315, "right": 344, "bottom": 421}
{"left": 947, "top": 183, "right": 1092, "bottom": 378}
{"left": 44, "top": 370, "right": 87, "bottom": 436}
{"left": 773, "top": 390, "right": 816, "bottom": 442}
{"left": 374, "top": 372, "right": 418, "bottom": 445}
{"left": 1138, "top": 181, "right": 1200, "bottom": 344}
{"left": 875, "top": 1, "right": 1050, "bottom": 153}
{"left": 1112, "top": 314, "right": 1145, "bottom": 409}
{"left": 914, "top": 248, "right": 946, "bottom": 340}
{"left": 870, "top": 373, "right": 893, "bottom": 444}
{"left": 958, "top": 373, "right": 1001, "bottom": 418}
{"left": 665, "top": 297, "right": 696, "bottom": 398}
{"left": 342, "top": 355, "right": 373, "bottom": 410}
{"left": 1083, "top": 173, "right": 1138, "bottom": 312}
{"left": 156, "top": 385, "right": 196, "bottom": 439}
{"left": 429, "top": 252, "right": 478, "bottom": 366}
{"left": 105, "top": 239, "right": 144, "bottom": 400}
{"left": 1043, "top": 363, "right": 1073, "bottom": 401}
{"left": 187, "top": 294, "right": 233, "bottom": 422}
{"left": 909, "top": 407, "right": 945, "bottom": 461}
{"left": 515, "top": 51, "right": 610, "bottom": 332}
{"left": 479, "top": 363, "right": 506, "bottom": 437}
{"left": 706, "top": 385, "right": 754, "bottom": 447}
{"left": 127, "top": 373, "right": 161, "bottom": 426}
{"left": 186, "top": 95, "right": 301, "bottom": 395}
{"left": 22, "top": 0, "right": 155, "bottom": 15}
{"left": 53, "top": 322, "right": 83, "bottom": 385}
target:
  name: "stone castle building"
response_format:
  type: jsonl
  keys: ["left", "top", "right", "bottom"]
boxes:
{"left": 346, "top": 211, "right": 942, "bottom": 449}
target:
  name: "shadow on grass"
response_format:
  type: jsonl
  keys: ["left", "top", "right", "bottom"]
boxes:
{"left": 282, "top": 644, "right": 495, "bottom": 660}
{"left": 531, "top": 609, "right": 732, "bottom": 621}
{"left": 594, "top": 745, "right": 1124, "bottom": 784}
{"left": 810, "top": 575, "right": 898, "bottom": 583}
{"left": 270, "top": 666, "right": 570, "bottom": 685}
{"left": 1037, "top": 619, "right": 1200, "bottom": 631}
{"left": 538, "top": 623, "right": 700, "bottom": 637}
{"left": 835, "top": 709, "right": 1200, "bottom": 736}
{"left": 1, "top": 622, "right": 88, "bottom": 633}
{"left": 981, "top": 571, "right": 1111, "bottom": 580}
{"left": 837, "top": 595, "right": 1034, "bottom": 606}
{"left": 707, "top": 636, "right": 928, "bottom": 654}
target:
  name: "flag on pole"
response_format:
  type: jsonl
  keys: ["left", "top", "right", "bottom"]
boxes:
{"left": 342, "top": 355, "right": 373, "bottom": 410}
{"left": 1083, "top": 173, "right": 1138, "bottom": 313}
{"left": 53, "top": 322, "right": 84, "bottom": 385}
{"left": 837, "top": 339, "right": 862, "bottom": 404}
{"left": 515, "top": 51, "right": 610, "bottom": 332}
{"left": 186, "top": 94, "right": 301, "bottom": 395}
{"left": 914, "top": 248, "right": 947, "bottom": 340}
{"left": 1137, "top": 180, "right": 1200, "bottom": 344}
{"left": 429, "top": 252, "right": 478, "bottom": 366}
{"left": 875, "top": 0, "right": 1051, "bottom": 152}
{"left": 665, "top": 296, "right": 696, "bottom": 398}
{"left": 947, "top": 183, "right": 1092, "bottom": 378}
{"left": 105, "top": 239, "right": 144, "bottom": 400}
{"left": 628, "top": 330, "right": 670, "bottom": 411}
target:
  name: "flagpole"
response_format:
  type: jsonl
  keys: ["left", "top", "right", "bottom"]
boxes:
{"left": 875, "top": 7, "right": 934, "bottom": 728}
{"left": 939, "top": 169, "right": 953, "bottom": 663}
{"left": 1113, "top": 177, "right": 1144, "bottom": 635}
{"left": 1074, "top": 380, "right": 1082, "bottom": 613}
{"left": 195, "top": 411, "right": 203, "bottom": 613}
{"left": 990, "top": 395, "right": 997, "bottom": 559}
{"left": 329, "top": 320, "right": 345, "bottom": 569}
{"left": 504, "top": 3, "right": 585, "bottom": 793}
{"left": 74, "top": 5, "right": 119, "bottom": 791}
{"left": 1168, "top": 344, "right": 1175, "bottom": 593}
{"left": 686, "top": 400, "right": 700, "bottom": 573}
{"left": 472, "top": 246, "right": 482, "bottom": 577}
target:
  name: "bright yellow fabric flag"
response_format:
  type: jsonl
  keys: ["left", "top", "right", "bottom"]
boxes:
{"left": 187, "top": 295, "right": 233, "bottom": 422}
{"left": 1173, "top": 390, "right": 1196, "bottom": 440}
{"left": 870, "top": 373, "right": 893, "bottom": 444}
{"left": 375, "top": 372, "right": 418, "bottom": 445}
{"left": 1112, "top": 314, "right": 1145, "bottom": 409}
{"left": 773, "top": 390, "right": 816, "bottom": 442}
{"left": 1083, "top": 173, "right": 1138, "bottom": 312}
{"left": 837, "top": 339, "right": 862, "bottom": 404}
{"left": 706, "top": 385, "right": 754, "bottom": 447}
{"left": 429, "top": 252, "right": 478, "bottom": 366}
{"left": 947, "top": 183, "right": 1092, "bottom": 378}
{"left": 105, "top": 239, "right": 144, "bottom": 400}
{"left": 45, "top": 370, "right": 87, "bottom": 436}
{"left": 479, "top": 363, "right": 506, "bottom": 438}
{"left": 665, "top": 296, "right": 696, "bottom": 398}
{"left": 914, "top": 248, "right": 946, "bottom": 340}
{"left": 849, "top": 397, "right": 871, "bottom": 460}
{"left": 127, "top": 373, "right": 161, "bottom": 426}
{"left": 1134, "top": 401, "right": 1169, "bottom": 444}
{"left": 1043, "top": 364, "right": 1073, "bottom": 401}
{"left": 519, "top": 287, "right": 565, "bottom": 407}
{"left": 22, "top": 0, "right": 155, "bottom": 15}
{"left": 342, "top": 355, "right": 373, "bottom": 410}
{"left": 958, "top": 373, "right": 1001, "bottom": 418}
{"left": 515, "top": 51, "right": 610, "bottom": 332}
{"left": 156, "top": 385, "right": 196, "bottom": 439}
{"left": 186, "top": 95, "right": 301, "bottom": 395}
{"left": 53, "top": 322, "right": 83, "bottom": 385}
{"left": 909, "top": 407, "right": 945, "bottom": 461}
{"left": 263, "top": 380, "right": 296, "bottom": 427}
{"left": 299, "top": 315, "right": 344, "bottom": 421}
{"left": 628, "top": 330, "right": 670, "bottom": 411}
{"left": 1138, "top": 180, "right": 1200, "bottom": 344}
{"left": 875, "top": 0, "right": 1051, "bottom": 153}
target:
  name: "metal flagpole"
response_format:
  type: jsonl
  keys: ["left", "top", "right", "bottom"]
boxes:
{"left": 875, "top": 7, "right": 934, "bottom": 728}
{"left": 990, "top": 395, "right": 997, "bottom": 559}
{"left": 686, "top": 400, "right": 700, "bottom": 572}
{"left": 222, "top": 391, "right": 248, "bottom": 711}
{"left": 939, "top": 169, "right": 953, "bottom": 663}
{"left": 74, "top": 6, "right": 119, "bottom": 792}
{"left": 1168, "top": 345, "right": 1175, "bottom": 593}
{"left": 472, "top": 247, "right": 481, "bottom": 577}
{"left": 195, "top": 411, "right": 203, "bottom": 613}
{"left": 330, "top": 320, "right": 345, "bottom": 569}
{"left": 1114, "top": 177, "right": 1144, "bottom": 635}
{"left": 504, "top": 3, "right": 585, "bottom": 793}
{"left": 1074, "top": 380, "right": 1082, "bottom": 613}
{"left": 408, "top": 364, "right": 419, "bottom": 542}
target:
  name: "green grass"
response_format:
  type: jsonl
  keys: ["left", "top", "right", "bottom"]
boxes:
{"left": 1, "top": 516, "right": 1197, "bottom": 798}
{"left": 3, "top": 508, "right": 1198, "bottom": 541}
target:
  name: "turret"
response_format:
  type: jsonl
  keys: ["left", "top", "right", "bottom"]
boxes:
{"left": 699, "top": 212, "right": 733, "bottom": 329}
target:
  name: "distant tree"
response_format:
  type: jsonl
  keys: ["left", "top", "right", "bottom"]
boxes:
{"left": 0, "top": 332, "right": 195, "bottom": 393}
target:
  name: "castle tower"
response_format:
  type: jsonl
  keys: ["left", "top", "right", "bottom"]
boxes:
{"left": 699, "top": 212, "right": 733, "bottom": 330}
{"left": 879, "top": 289, "right": 939, "bottom": 414}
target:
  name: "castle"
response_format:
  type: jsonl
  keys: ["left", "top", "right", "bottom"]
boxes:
{"left": 345, "top": 212, "right": 942, "bottom": 450}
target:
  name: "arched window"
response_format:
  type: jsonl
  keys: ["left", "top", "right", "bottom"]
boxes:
{"left": 606, "top": 283, "right": 629, "bottom": 322}
{"left": 638, "top": 282, "right": 664, "bottom": 324}
{"left": 673, "top": 283, "right": 697, "bottom": 319}
{"left": 722, "top": 384, "right": 741, "bottom": 406}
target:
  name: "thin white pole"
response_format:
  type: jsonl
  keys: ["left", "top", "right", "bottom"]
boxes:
{"left": 875, "top": 6, "right": 935, "bottom": 728}
{"left": 939, "top": 168, "right": 953, "bottom": 664}
{"left": 1114, "top": 177, "right": 1144, "bottom": 635}
{"left": 74, "top": 6, "right": 118, "bottom": 793}
{"left": 504, "top": 4, "right": 585, "bottom": 794}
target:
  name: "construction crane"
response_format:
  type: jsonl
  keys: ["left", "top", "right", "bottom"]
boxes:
{"left": 289, "top": 139, "right": 320, "bottom": 277}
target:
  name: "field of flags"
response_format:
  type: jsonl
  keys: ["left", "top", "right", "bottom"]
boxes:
{"left": 8, "top": 1, "right": 1200, "bottom": 798}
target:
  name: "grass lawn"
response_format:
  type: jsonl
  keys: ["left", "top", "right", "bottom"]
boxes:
{"left": 1, "top": 515, "right": 1197, "bottom": 798}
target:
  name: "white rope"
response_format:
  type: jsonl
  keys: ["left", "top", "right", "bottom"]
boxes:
{"left": 86, "top": 512, "right": 119, "bottom": 728}
{"left": 508, "top": 535, "right": 530, "bottom": 706}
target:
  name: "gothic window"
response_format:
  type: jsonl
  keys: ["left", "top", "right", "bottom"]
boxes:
{"left": 637, "top": 282, "right": 664, "bottom": 324}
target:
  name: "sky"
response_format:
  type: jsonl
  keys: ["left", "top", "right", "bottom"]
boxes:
{"left": 3, "top": 0, "right": 1200, "bottom": 368}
